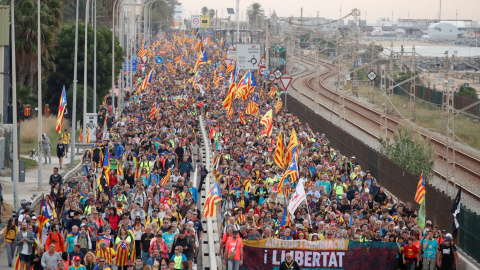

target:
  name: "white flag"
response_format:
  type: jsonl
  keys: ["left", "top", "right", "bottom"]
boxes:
{"left": 288, "top": 180, "right": 306, "bottom": 215}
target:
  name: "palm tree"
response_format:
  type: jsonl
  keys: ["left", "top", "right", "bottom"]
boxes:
{"left": 201, "top": 6, "right": 209, "bottom": 15}
{"left": 247, "top": 2, "right": 264, "bottom": 29}
{"left": 14, "top": 0, "right": 62, "bottom": 92}
{"left": 209, "top": 9, "right": 215, "bottom": 19}
{"left": 150, "top": 0, "right": 175, "bottom": 32}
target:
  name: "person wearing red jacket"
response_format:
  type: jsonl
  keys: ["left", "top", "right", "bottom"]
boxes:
{"left": 149, "top": 232, "right": 169, "bottom": 258}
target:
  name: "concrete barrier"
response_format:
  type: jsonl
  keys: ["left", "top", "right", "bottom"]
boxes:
{"left": 198, "top": 115, "right": 221, "bottom": 270}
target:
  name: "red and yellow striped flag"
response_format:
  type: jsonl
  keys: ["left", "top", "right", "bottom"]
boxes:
{"left": 274, "top": 132, "right": 285, "bottom": 168}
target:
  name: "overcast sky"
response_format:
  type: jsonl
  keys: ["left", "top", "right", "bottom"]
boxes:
{"left": 179, "top": 0, "right": 480, "bottom": 24}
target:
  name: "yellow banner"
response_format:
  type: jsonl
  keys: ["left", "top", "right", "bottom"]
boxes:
{"left": 243, "top": 238, "right": 349, "bottom": 251}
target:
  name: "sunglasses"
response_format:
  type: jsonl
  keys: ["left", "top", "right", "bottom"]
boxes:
{"left": 99, "top": 261, "right": 105, "bottom": 263}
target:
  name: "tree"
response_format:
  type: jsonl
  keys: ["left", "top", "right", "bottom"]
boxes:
{"left": 209, "top": 9, "right": 215, "bottom": 19}
{"left": 149, "top": 0, "right": 176, "bottom": 33}
{"left": 201, "top": 6, "right": 209, "bottom": 15}
{"left": 457, "top": 85, "right": 478, "bottom": 100}
{"left": 9, "top": 0, "right": 62, "bottom": 91}
{"left": 247, "top": 2, "right": 264, "bottom": 29}
{"left": 47, "top": 23, "right": 124, "bottom": 116}
{"left": 379, "top": 125, "right": 435, "bottom": 181}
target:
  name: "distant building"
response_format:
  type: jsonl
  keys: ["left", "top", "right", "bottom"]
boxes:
{"left": 173, "top": 3, "right": 185, "bottom": 30}
{"left": 426, "top": 22, "right": 458, "bottom": 39}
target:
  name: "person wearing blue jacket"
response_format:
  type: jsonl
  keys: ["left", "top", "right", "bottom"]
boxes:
{"left": 171, "top": 246, "right": 187, "bottom": 270}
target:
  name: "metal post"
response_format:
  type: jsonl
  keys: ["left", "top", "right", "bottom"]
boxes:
{"left": 71, "top": 0, "right": 79, "bottom": 166}
{"left": 265, "top": 19, "right": 269, "bottom": 69}
{"left": 112, "top": 0, "right": 120, "bottom": 119}
{"left": 236, "top": 0, "right": 239, "bottom": 43}
{"left": 83, "top": 0, "right": 90, "bottom": 143}
{"left": 37, "top": 0, "right": 42, "bottom": 189}
{"left": 93, "top": 0, "right": 97, "bottom": 112}
{"left": 11, "top": 0, "right": 19, "bottom": 209}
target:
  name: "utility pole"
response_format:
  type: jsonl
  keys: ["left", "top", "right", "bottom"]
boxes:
{"left": 37, "top": 0, "right": 42, "bottom": 189}
{"left": 411, "top": 45, "right": 416, "bottom": 122}
{"left": 112, "top": 0, "right": 120, "bottom": 119}
{"left": 443, "top": 51, "right": 455, "bottom": 195}
{"left": 71, "top": 0, "right": 79, "bottom": 166}
{"left": 300, "top": 7, "right": 303, "bottom": 28}
{"left": 439, "top": 0, "right": 442, "bottom": 21}
{"left": 370, "top": 43, "right": 375, "bottom": 104}
{"left": 265, "top": 19, "right": 269, "bottom": 69}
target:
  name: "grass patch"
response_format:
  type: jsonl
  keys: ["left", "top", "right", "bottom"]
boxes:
{"left": 20, "top": 116, "right": 71, "bottom": 156}
{"left": 354, "top": 84, "right": 480, "bottom": 151}
{"left": 19, "top": 157, "right": 39, "bottom": 171}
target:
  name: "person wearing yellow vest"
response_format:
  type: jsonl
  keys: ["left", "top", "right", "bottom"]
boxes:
{"left": 138, "top": 155, "right": 152, "bottom": 174}
{"left": 61, "top": 129, "right": 71, "bottom": 158}
{"left": 333, "top": 177, "right": 346, "bottom": 199}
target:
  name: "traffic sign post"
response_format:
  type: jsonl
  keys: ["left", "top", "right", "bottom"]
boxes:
{"left": 258, "top": 56, "right": 266, "bottom": 68}
{"left": 263, "top": 69, "right": 270, "bottom": 79}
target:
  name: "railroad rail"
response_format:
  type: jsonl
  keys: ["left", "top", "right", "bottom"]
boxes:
{"left": 290, "top": 55, "right": 480, "bottom": 201}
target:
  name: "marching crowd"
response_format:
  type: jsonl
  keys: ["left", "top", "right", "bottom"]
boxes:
{"left": 3, "top": 32, "right": 460, "bottom": 270}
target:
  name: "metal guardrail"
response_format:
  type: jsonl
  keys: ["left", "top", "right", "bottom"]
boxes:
{"left": 0, "top": 159, "right": 83, "bottom": 248}
{"left": 198, "top": 115, "right": 221, "bottom": 270}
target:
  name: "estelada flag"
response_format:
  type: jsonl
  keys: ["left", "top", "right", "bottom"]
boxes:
{"left": 260, "top": 109, "right": 273, "bottom": 137}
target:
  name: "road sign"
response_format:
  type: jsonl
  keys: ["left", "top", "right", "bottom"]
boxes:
{"left": 155, "top": 56, "right": 163, "bottom": 64}
{"left": 200, "top": 15, "right": 210, "bottom": 28}
{"left": 280, "top": 91, "right": 290, "bottom": 94}
{"left": 258, "top": 56, "right": 266, "bottom": 67}
{"left": 123, "top": 59, "right": 137, "bottom": 71}
{"left": 159, "top": 49, "right": 166, "bottom": 56}
{"left": 259, "top": 67, "right": 265, "bottom": 76}
{"left": 274, "top": 69, "right": 283, "bottom": 79}
{"left": 262, "top": 68, "right": 270, "bottom": 78}
{"left": 280, "top": 77, "right": 293, "bottom": 90}
{"left": 269, "top": 73, "right": 276, "bottom": 81}
{"left": 227, "top": 44, "right": 235, "bottom": 51}
{"left": 367, "top": 70, "right": 377, "bottom": 81}
{"left": 236, "top": 44, "right": 261, "bottom": 70}
{"left": 191, "top": 15, "right": 200, "bottom": 28}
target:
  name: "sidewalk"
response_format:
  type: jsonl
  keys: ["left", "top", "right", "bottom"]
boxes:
{"left": 0, "top": 151, "right": 82, "bottom": 208}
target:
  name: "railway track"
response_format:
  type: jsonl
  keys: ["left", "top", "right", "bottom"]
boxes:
{"left": 290, "top": 55, "right": 480, "bottom": 200}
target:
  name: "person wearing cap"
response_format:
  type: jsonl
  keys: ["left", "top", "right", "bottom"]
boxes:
{"left": 224, "top": 230, "right": 243, "bottom": 270}
{"left": 40, "top": 243, "right": 61, "bottom": 270}
{"left": 68, "top": 256, "right": 86, "bottom": 270}
{"left": 437, "top": 235, "right": 460, "bottom": 269}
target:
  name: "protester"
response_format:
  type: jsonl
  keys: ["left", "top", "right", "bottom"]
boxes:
{"left": 279, "top": 252, "right": 301, "bottom": 270}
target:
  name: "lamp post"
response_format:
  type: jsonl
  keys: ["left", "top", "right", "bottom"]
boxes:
{"left": 71, "top": 0, "right": 80, "bottom": 165}
{"left": 37, "top": 0, "right": 42, "bottom": 189}
{"left": 11, "top": 0, "right": 19, "bottom": 209}
{"left": 112, "top": 0, "right": 121, "bottom": 118}
{"left": 93, "top": 0, "right": 97, "bottom": 112}
{"left": 83, "top": 0, "right": 90, "bottom": 143}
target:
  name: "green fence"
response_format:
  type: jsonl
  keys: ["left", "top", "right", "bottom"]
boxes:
{"left": 459, "top": 206, "right": 480, "bottom": 263}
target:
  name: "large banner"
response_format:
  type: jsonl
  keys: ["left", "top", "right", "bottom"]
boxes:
{"left": 240, "top": 238, "right": 397, "bottom": 270}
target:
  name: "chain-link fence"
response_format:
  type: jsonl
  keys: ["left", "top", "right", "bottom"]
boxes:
{"left": 459, "top": 206, "right": 480, "bottom": 263}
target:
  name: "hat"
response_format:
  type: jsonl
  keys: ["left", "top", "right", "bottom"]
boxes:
{"left": 351, "top": 156, "right": 356, "bottom": 159}
{"left": 446, "top": 233, "right": 452, "bottom": 238}
{"left": 96, "top": 200, "right": 102, "bottom": 204}
{"left": 127, "top": 260, "right": 134, "bottom": 266}
{"left": 73, "top": 256, "right": 81, "bottom": 261}
{"left": 32, "top": 216, "right": 37, "bottom": 220}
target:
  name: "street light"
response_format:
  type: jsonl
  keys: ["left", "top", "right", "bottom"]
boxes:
{"left": 83, "top": 0, "right": 91, "bottom": 143}
{"left": 11, "top": 0, "right": 19, "bottom": 209}
{"left": 71, "top": 0, "right": 80, "bottom": 165}
{"left": 112, "top": 0, "right": 121, "bottom": 118}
